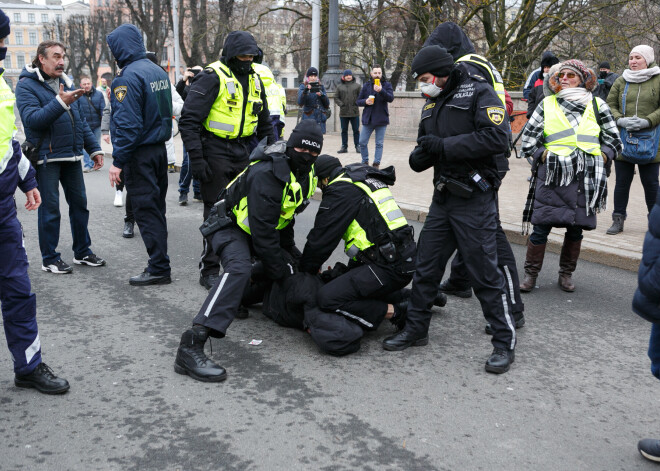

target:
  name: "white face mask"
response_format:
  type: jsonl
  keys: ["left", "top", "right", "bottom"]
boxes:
{"left": 420, "top": 78, "right": 442, "bottom": 98}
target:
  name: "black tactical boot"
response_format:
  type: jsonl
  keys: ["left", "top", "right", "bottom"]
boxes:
{"left": 15, "top": 362, "right": 70, "bottom": 394}
{"left": 174, "top": 326, "right": 227, "bottom": 382}
{"left": 236, "top": 304, "right": 250, "bottom": 319}
{"left": 485, "top": 347, "right": 515, "bottom": 374}
{"left": 438, "top": 279, "right": 472, "bottom": 298}
{"left": 337, "top": 146, "right": 348, "bottom": 154}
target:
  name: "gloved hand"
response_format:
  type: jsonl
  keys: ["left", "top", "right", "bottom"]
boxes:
{"left": 409, "top": 146, "right": 436, "bottom": 172}
{"left": 417, "top": 135, "right": 444, "bottom": 156}
{"left": 628, "top": 116, "right": 651, "bottom": 131}
{"left": 191, "top": 158, "right": 213, "bottom": 183}
{"left": 617, "top": 117, "right": 634, "bottom": 130}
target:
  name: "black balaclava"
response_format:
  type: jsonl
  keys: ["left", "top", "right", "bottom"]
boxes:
{"left": 286, "top": 121, "right": 324, "bottom": 177}
{"left": 228, "top": 57, "right": 253, "bottom": 76}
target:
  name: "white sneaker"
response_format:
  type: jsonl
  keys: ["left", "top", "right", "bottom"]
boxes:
{"left": 114, "top": 190, "right": 123, "bottom": 207}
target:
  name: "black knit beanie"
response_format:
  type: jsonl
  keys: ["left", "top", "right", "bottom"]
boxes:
{"left": 287, "top": 120, "right": 324, "bottom": 153}
{"left": 314, "top": 155, "right": 342, "bottom": 179}
{"left": 0, "top": 9, "right": 10, "bottom": 39}
{"left": 411, "top": 46, "right": 454, "bottom": 79}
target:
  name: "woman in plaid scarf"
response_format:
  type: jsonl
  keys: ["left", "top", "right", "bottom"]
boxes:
{"left": 520, "top": 59, "right": 622, "bottom": 292}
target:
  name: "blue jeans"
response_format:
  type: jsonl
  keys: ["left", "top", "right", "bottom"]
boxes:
{"left": 340, "top": 116, "right": 360, "bottom": 149}
{"left": 359, "top": 124, "right": 387, "bottom": 164}
{"left": 36, "top": 160, "right": 93, "bottom": 265}
{"left": 529, "top": 224, "right": 583, "bottom": 246}
{"left": 178, "top": 145, "right": 200, "bottom": 195}
{"left": 82, "top": 127, "right": 102, "bottom": 169}
{"left": 613, "top": 160, "right": 660, "bottom": 217}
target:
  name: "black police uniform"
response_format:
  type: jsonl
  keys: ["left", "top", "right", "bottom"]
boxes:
{"left": 179, "top": 32, "right": 275, "bottom": 283}
{"left": 402, "top": 63, "right": 516, "bottom": 353}
{"left": 299, "top": 164, "right": 417, "bottom": 330}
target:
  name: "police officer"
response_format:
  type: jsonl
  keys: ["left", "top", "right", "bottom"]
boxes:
{"left": 107, "top": 24, "right": 173, "bottom": 286}
{"left": 383, "top": 46, "right": 517, "bottom": 374}
{"left": 252, "top": 62, "right": 287, "bottom": 140}
{"left": 423, "top": 21, "right": 525, "bottom": 334}
{"left": 299, "top": 157, "right": 422, "bottom": 335}
{"left": 179, "top": 31, "right": 275, "bottom": 290}
{"left": 174, "top": 120, "right": 322, "bottom": 382}
{"left": 0, "top": 10, "right": 69, "bottom": 393}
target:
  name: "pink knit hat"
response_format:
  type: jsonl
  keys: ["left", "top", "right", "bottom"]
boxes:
{"left": 548, "top": 59, "right": 597, "bottom": 93}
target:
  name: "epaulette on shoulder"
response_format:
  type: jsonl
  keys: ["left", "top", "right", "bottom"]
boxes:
{"left": 470, "top": 73, "right": 487, "bottom": 83}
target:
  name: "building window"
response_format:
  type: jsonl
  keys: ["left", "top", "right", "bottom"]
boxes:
{"left": 4, "top": 53, "right": 10, "bottom": 68}
{"left": 281, "top": 77, "right": 288, "bottom": 88}
{"left": 41, "top": 14, "right": 48, "bottom": 23}
{"left": 15, "top": 31, "right": 23, "bottom": 45}
{"left": 280, "top": 54, "right": 287, "bottom": 68}
{"left": 56, "top": 14, "right": 62, "bottom": 22}
{"left": 29, "top": 31, "right": 37, "bottom": 45}
{"left": 28, "top": 13, "right": 35, "bottom": 23}
{"left": 43, "top": 30, "right": 50, "bottom": 40}
{"left": 17, "top": 54, "right": 25, "bottom": 69}
{"left": 13, "top": 13, "right": 20, "bottom": 23}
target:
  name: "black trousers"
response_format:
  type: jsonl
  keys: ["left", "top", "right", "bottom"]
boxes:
{"left": 200, "top": 143, "right": 250, "bottom": 277}
{"left": 405, "top": 189, "right": 516, "bottom": 350}
{"left": 193, "top": 225, "right": 252, "bottom": 336}
{"left": 317, "top": 257, "right": 414, "bottom": 331}
{"left": 124, "top": 143, "right": 170, "bottom": 276}
{"left": 446, "top": 192, "right": 524, "bottom": 316}
{"left": 117, "top": 169, "right": 134, "bottom": 223}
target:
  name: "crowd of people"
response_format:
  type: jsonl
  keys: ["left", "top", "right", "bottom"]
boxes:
{"left": 2, "top": 9, "right": 660, "bottom": 462}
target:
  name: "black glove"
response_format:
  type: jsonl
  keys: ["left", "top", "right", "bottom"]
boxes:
{"left": 191, "top": 158, "right": 213, "bottom": 183}
{"left": 417, "top": 135, "right": 444, "bottom": 156}
{"left": 409, "top": 146, "right": 436, "bottom": 173}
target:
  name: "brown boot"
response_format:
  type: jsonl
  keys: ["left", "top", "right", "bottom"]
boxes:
{"left": 519, "top": 241, "right": 546, "bottom": 292}
{"left": 558, "top": 236, "right": 581, "bottom": 292}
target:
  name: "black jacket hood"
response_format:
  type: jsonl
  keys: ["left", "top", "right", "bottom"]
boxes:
{"left": 221, "top": 31, "right": 260, "bottom": 63}
{"left": 107, "top": 24, "right": 146, "bottom": 68}
{"left": 424, "top": 22, "right": 476, "bottom": 61}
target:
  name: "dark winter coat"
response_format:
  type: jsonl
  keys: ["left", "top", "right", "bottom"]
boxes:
{"left": 106, "top": 24, "right": 173, "bottom": 168}
{"left": 297, "top": 82, "right": 330, "bottom": 116}
{"left": 15, "top": 66, "right": 101, "bottom": 164}
{"left": 526, "top": 78, "right": 545, "bottom": 119}
{"left": 634, "top": 190, "right": 660, "bottom": 323}
{"left": 79, "top": 88, "right": 105, "bottom": 130}
{"left": 0, "top": 139, "right": 37, "bottom": 227}
{"left": 335, "top": 77, "right": 361, "bottom": 117}
{"left": 594, "top": 71, "right": 619, "bottom": 102}
{"left": 356, "top": 80, "right": 394, "bottom": 126}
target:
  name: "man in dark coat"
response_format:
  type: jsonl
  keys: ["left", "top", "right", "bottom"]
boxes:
{"left": 335, "top": 69, "right": 361, "bottom": 154}
{"left": 15, "top": 40, "right": 105, "bottom": 275}
{"left": 594, "top": 61, "right": 619, "bottom": 101}
{"left": 356, "top": 65, "right": 394, "bottom": 168}
{"left": 78, "top": 75, "right": 105, "bottom": 172}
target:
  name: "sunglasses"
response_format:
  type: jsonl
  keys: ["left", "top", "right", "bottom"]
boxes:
{"left": 558, "top": 72, "right": 577, "bottom": 79}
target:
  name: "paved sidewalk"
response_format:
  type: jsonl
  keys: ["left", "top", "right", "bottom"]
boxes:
{"left": 311, "top": 120, "right": 647, "bottom": 271}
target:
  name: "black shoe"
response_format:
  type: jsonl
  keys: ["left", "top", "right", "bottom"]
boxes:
{"left": 178, "top": 193, "right": 188, "bottom": 206}
{"left": 236, "top": 304, "right": 249, "bottom": 319}
{"left": 73, "top": 253, "right": 106, "bottom": 267}
{"left": 389, "top": 300, "right": 408, "bottom": 331}
{"left": 439, "top": 279, "right": 472, "bottom": 298}
{"left": 485, "top": 347, "right": 515, "bottom": 374}
{"left": 15, "top": 363, "right": 70, "bottom": 394}
{"left": 337, "top": 146, "right": 348, "bottom": 154}
{"left": 434, "top": 292, "right": 448, "bottom": 307}
{"left": 199, "top": 273, "right": 220, "bottom": 290}
{"left": 174, "top": 326, "right": 227, "bottom": 382}
{"left": 383, "top": 329, "right": 429, "bottom": 351}
{"left": 129, "top": 270, "right": 172, "bottom": 286}
{"left": 123, "top": 221, "right": 134, "bottom": 238}
{"left": 485, "top": 313, "right": 526, "bottom": 335}
{"left": 638, "top": 439, "right": 660, "bottom": 462}
{"left": 42, "top": 258, "right": 73, "bottom": 274}
{"left": 193, "top": 193, "right": 203, "bottom": 202}
{"left": 355, "top": 146, "right": 360, "bottom": 153}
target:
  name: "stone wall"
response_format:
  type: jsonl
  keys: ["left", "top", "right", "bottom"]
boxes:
{"left": 323, "top": 90, "right": 527, "bottom": 140}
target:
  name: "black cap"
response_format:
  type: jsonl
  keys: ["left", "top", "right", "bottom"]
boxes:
{"left": 307, "top": 67, "right": 318, "bottom": 76}
{"left": 599, "top": 61, "right": 611, "bottom": 70}
{"left": 343, "top": 69, "right": 352, "bottom": 76}
{"left": 315, "top": 155, "right": 342, "bottom": 179}
{"left": 411, "top": 46, "right": 454, "bottom": 79}
{"left": 0, "top": 9, "right": 10, "bottom": 39}
{"left": 287, "top": 120, "right": 323, "bottom": 153}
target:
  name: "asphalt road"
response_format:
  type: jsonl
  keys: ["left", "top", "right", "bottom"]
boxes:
{"left": 1, "top": 165, "right": 658, "bottom": 471}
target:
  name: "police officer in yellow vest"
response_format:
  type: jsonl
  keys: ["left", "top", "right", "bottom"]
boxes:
{"left": 0, "top": 11, "right": 69, "bottom": 394}
{"left": 179, "top": 31, "right": 275, "bottom": 291}
{"left": 174, "top": 120, "right": 322, "bottom": 382}
{"left": 252, "top": 62, "right": 287, "bottom": 139}
{"left": 299, "top": 157, "right": 423, "bottom": 336}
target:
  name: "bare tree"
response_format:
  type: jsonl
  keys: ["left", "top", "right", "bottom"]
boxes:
{"left": 122, "top": 0, "right": 172, "bottom": 59}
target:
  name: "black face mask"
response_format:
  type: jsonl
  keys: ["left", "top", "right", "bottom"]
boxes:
{"left": 599, "top": 71, "right": 608, "bottom": 79}
{"left": 228, "top": 57, "right": 252, "bottom": 76}
{"left": 0, "top": 47, "right": 6, "bottom": 62}
{"left": 286, "top": 147, "right": 316, "bottom": 178}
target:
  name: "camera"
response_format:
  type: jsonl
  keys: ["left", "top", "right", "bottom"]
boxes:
{"left": 309, "top": 83, "right": 321, "bottom": 94}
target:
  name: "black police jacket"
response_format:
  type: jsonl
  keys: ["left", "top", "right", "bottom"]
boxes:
{"left": 299, "top": 164, "right": 411, "bottom": 274}
{"left": 223, "top": 141, "right": 310, "bottom": 281}
{"left": 411, "top": 64, "right": 510, "bottom": 188}
{"left": 179, "top": 66, "right": 274, "bottom": 166}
